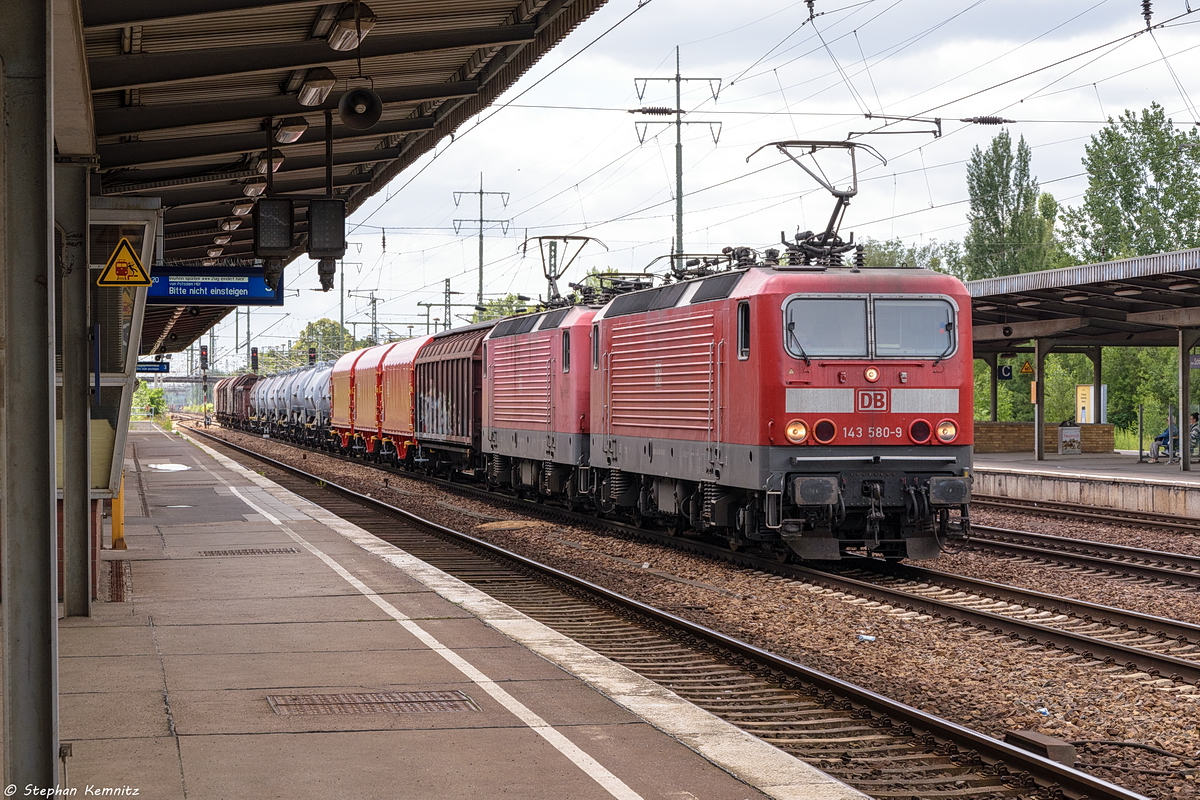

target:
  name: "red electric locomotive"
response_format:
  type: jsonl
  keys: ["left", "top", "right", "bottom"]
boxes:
{"left": 586, "top": 260, "right": 972, "bottom": 560}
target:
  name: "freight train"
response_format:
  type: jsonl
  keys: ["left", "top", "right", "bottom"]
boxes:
{"left": 215, "top": 249, "right": 973, "bottom": 561}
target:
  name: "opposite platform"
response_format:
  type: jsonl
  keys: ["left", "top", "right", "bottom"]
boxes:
{"left": 974, "top": 449, "right": 1200, "bottom": 516}
{"left": 43, "top": 424, "right": 866, "bottom": 800}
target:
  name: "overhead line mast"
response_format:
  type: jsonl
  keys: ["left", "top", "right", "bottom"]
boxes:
{"left": 454, "top": 173, "right": 510, "bottom": 306}
{"left": 631, "top": 47, "right": 721, "bottom": 269}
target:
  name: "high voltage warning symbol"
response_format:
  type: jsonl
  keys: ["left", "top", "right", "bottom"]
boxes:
{"left": 96, "top": 238, "right": 150, "bottom": 286}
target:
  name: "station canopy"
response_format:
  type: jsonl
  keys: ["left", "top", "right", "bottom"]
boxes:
{"left": 73, "top": 0, "right": 609, "bottom": 354}
{"left": 970, "top": 249, "right": 1200, "bottom": 351}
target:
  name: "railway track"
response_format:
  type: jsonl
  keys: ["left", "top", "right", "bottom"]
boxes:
{"left": 968, "top": 526, "right": 1200, "bottom": 588}
{"left": 189, "top": 427, "right": 1147, "bottom": 800}
{"left": 973, "top": 495, "right": 1200, "bottom": 534}
{"left": 828, "top": 559, "right": 1200, "bottom": 684}
{"left": 191, "top": 424, "right": 1200, "bottom": 686}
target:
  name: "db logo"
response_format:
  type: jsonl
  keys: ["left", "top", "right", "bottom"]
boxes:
{"left": 856, "top": 389, "right": 888, "bottom": 412}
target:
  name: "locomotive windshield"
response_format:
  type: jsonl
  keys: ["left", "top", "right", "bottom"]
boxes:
{"left": 783, "top": 296, "right": 956, "bottom": 359}
{"left": 874, "top": 298, "right": 955, "bottom": 357}
{"left": 784, "top": 298, "right": 868, "bottom": 358}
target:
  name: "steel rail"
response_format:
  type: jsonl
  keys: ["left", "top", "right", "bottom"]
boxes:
{"left": 188, "top": 426, "right": 1149, "bottom": 800}
{"left": 852, "top": 557, "right": 1200, "bottom": 646}
{"left": 974, "top": 494, "right": 1200, "bottom": 533}
{"left": 969, "top": 526, "right": 1200, "bottom": 585}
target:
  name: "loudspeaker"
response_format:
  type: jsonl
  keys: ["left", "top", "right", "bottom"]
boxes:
{"left": 338, "top": 88, "right": 382, "bottom": 130}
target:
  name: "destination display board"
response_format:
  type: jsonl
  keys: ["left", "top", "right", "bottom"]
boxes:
{"left": 136, "top": 361, "right": 170, "bottom": 373}
{"left": 146, "top": 266, "right": 284, "bottom": 306}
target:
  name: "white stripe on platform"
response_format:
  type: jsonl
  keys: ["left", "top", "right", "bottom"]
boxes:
{"left": 179, "top": 430, "right": 868, "bottom": 800}
{"left": 227, "top": 484, "right": 645, "bottom": 800}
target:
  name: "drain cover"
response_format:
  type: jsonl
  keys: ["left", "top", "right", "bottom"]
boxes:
{"left": 198, "top": 547, "right": 300, "bottom": 556}
{"left": 267, "top": 691, "right": 478, "bottom": 716}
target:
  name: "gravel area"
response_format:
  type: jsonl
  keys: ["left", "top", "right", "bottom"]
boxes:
{"left": 185, "top": 424, "right": 1200, "bottom": 799}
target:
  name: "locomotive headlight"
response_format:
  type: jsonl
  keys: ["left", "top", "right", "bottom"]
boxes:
{"left": 936, "top": 419, "right": 958, "bottom": 443}
{"left": 864, "top": 366, "right": 880, "bottom": 382}
{"left": 785, "top": 419, "right": 809, "bottom": 444}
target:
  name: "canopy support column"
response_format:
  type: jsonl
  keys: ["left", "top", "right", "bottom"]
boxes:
{"left": 1034, "top": 339, "right": 1053, "bottom": 460}
{"left": 57, "top": 157, "right": 92, "bottom": 616}
{"left": 978, "top": 353, "right": 998, "bottom": 421}
{"left": 1, "top": 0, "right": 60, "bottom": 788}
{"left": 1179, "top": 330, "right": 1200, "bottom": 471}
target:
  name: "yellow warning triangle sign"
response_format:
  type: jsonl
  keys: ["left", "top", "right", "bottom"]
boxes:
{"left": 97, "top": 238, "right": 150, "bottom": 286}
{"left": 1019, "top": 360, "right": 1035, "bottom": 375}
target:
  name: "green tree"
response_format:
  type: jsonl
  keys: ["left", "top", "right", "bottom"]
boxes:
{"left": 962, "top": 130, "right": 1056, "bottom": 279}
{"left": 473, "top": 293, "right": 532, "bottom": 322}
{"left": 133, "top": 382, "right": 167, "bottom": 417}
{"left": 1060, "top": 103, "right": 1200, "bottom": 262}
{"left": 294, "top": 318, "right": 353, "bottom": 362}
{"left": 860, "top": 238, "right": 965, "bottom": 278}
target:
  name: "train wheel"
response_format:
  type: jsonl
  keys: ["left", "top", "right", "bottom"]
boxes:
{"left": 663, "top": 517, "right": 684, "bottom": 536}
{"left": 767, "top": 543, "right": 793, "bottom": 564}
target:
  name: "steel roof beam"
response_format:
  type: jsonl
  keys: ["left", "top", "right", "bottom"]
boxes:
{"left": 143, "top": 173, "right": 372, "bottom": 209}
{"left": 90, "top": 25, "right": 537, "bottom": 91}
{"left": 95, "top": 81, "right": 478, "bottom": 137}
{"left": 82, "top": 0, "right": 322, "bottom": 30}
{"left": 1128, "top": 306, "right": 1200, "bottom": 327}
{"left": 104, "top": 148, "right": 398, "bottom": 193}
{"left": 166, "top": 223, "right": 309, "bottom": 249}
{"left": 163, "top": 205, "right": 299, "bottom": 227}
{"left": 99, "top": 116, "right": 432, "bottom": 168}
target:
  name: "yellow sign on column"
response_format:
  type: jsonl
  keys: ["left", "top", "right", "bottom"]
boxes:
{"left": 97, "top": 238, "right": 150, "bottom": 286}
{"left": 1019, "top": 360, "right": 1035, "bottom": 375}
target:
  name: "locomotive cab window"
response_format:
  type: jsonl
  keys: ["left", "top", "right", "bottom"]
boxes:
{"left": 737, "top": 301, "right": 750, "bottom": 360}
{"left": 783, "top": 298, "right": 868, "bottom": 358}
{"left": 874, "top": 298, "right": 956, "bottom": 357}
{"left": 562, "top": 330, "right": 570, "bottom": 373}
{"left": 592, "top": 324, "right": 599, "bottom": 369}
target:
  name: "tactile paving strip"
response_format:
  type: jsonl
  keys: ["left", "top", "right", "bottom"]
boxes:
{"left": 266, "top": 691, "right": 479, "bottom": 715}
{"left": 198, "top": 547, "right": 300, "bottom": 556}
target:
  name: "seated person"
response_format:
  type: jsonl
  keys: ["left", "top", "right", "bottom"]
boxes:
{"left": 1192, "top": 412, "right": 1199, "bottom": 454}
{"left": 1150, "top": 423, "right": 1179, "bottom": 462}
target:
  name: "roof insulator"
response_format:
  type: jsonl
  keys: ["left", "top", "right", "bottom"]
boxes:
{"left": 961, "top": 116, "right": 1015, "bottom": 125}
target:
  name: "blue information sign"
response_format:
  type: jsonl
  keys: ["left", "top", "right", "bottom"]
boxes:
{"left": 136, "top": 361, "right": 170, "bottom": 373}
{"left": 997, "top": 365, "right": 1013, "bottom": 380}
{"left": 146, "top": 266, "right": 284, "bottom": 306}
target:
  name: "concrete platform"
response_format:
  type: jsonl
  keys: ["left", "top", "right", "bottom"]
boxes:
{"left": 974, "top": 450, "right": 1200, "bottom": 516}
{"left": 46, "top": 424, "right": 867, "bottom": 800}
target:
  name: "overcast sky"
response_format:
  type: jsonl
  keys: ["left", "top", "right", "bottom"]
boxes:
{"left": 207, "top": 0, "right": 1200, "bottom": 370}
